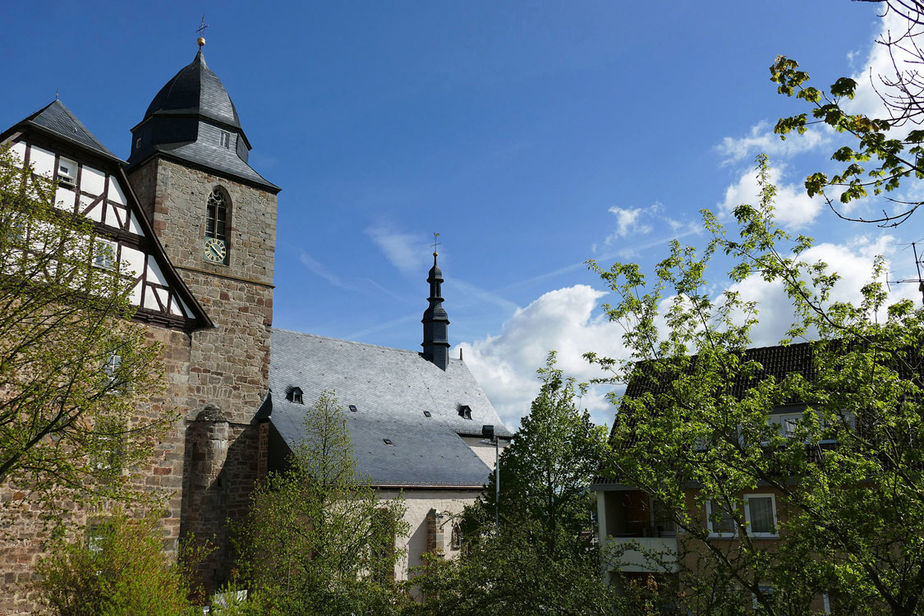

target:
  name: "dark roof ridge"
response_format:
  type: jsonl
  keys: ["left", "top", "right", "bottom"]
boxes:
{"left": 271, "top": 328, "right": 463, "bottom": 362}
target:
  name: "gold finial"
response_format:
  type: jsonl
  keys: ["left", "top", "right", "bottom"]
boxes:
{"left": 196, "top": 14, "right": 208, "bottom": 48}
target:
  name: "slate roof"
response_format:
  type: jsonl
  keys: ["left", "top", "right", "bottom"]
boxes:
{"left": 143, "top": 48, "right": 241, "bottom": 130}
{"left": 593, "top": 342, "right": 817, "bottom": 489}
{"left": 265, "top": 329, "right": 511, "bottom": 488}
{"left": 21, "top": 100, "right": 118, "bottom": 160}
{"left": 128, "top": 49, "right": 279, "bottom": 193}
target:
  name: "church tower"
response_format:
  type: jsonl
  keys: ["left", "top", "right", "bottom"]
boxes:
{"left": 125, "top": 40, "right": 279, "bottom": 591}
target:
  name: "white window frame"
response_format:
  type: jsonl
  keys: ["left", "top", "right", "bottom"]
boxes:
{"left": 706, "top": 499, "right": 737, "bottom": 538}
{"left": 92, "top": 238, "right": 117, "bottom": 271}
{"left": 744, "top": 493, "right": 778, "bottom": 538}
{"left": 57, "top": 156, "right": 77, "bottom": 188}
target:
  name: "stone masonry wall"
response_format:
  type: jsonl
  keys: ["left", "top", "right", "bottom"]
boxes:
{"left": 0, "top": 325, "right": 193, "bottom": 615}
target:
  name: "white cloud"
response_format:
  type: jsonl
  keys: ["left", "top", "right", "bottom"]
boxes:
{"left": 719, "top": 162, "right": 823, "bottom": 229}
{"left": 726, "top": 234, "right": 919, "bottom": 346}
{"left": 717, "top": 121, "right": 827, "bottom": 165}
{"left": 461, "top": 235, "right": 917, "bottom": 433}
{"left": 458, "top": 285, "right": 625, "bottom": 429}
{"left": 365, "top": 226, "right": 430, "bottom": 276}
{"left": 845, "top": 8, "right": 922, "bottom": 122}
{"left": 606, "top": 206, "right": 652, "bottom": 241}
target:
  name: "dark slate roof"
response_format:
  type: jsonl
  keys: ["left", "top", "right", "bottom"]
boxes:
{"left": 593, "top": 342, "right": 816, "bottom": 489}
{"left": 266, "top": 329, "right": 512, "bottom": 487}
{"left": 128, "top": 49, "right": 279, "bottom": 193}
{"left": 22, "top": 100, "right": 118, "bottom": 160}
{"left": 144, "top": 49, "right": 241, "bottom": 130}
{"left": 148, "top": 138, "right": 278, "bottom": 190}
{"left": 624, "top": 342, "right": 815, "bottom": 399}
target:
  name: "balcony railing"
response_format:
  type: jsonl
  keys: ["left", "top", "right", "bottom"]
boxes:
{"left": 602, "top": 535, "right": 679, "bottom": 574}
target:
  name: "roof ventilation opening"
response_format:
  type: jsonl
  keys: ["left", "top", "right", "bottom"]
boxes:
{"left": 423, "top": 410, "right": 432, "bottom": 418}
{"left": 349, "top": 404, "right": 358, "bottom": 413}
{"left": 457, "top": 405, "right": 472, "bottom": 420}
{"left": 285, "top": 386, "right": 303, "bottom": 404}
{"left": 383, "top": 438, "right": 393, "bottom": 446}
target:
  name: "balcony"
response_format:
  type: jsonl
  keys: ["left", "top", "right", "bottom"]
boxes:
{"left": 602, "top": 534, "right": 679, "bottom": 574}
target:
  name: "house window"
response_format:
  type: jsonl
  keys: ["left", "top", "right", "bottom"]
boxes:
{"left": 103, "top": 351, "right": 121, "bottom": 392}
{"left": 744, "top": 494, "right": 778, "bottom": 537}
{"left": 57, "top": 157, "right": 77, "bottom": 188}
{"left": 204, "top": 188, "right": 229, "bottom": 265}
{"left": 450, "top": 523, "right": 462, "bottom": 550}
{"left": 458, "top": 405, "right": 472, "bottom": 420}
{"left": 706, "top": 500, "right": 737, "bottom": 537}
{"left": 219, "top": 131, "right": 231, "bottom": 148}
{"left": 92, "top": 239, "right": 117, "bottom": 270}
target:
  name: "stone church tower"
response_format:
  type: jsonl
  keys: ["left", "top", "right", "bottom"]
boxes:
{"left": 125, "top": 42, "right": 280, "bottom": 591}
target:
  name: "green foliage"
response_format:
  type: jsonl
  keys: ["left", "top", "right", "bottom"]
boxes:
{"left": 233, "top": 390, "right": 409, "bottom": 615}
{"left": 479, "top": 352, "right": 609, "bottom": 540}
{"left": 409, "top": 518, "right": 620, "bottom": 616}
{"left": 36, "top": 510, "right": 197, "bottom": 616}
{"left": 412, "top": 355, "right": 615, "bottom": 614}
{"left": 589, "top": 154, "right": 924, "bottom": 614}
{"left": 0, "top": 146, "right": 168, "bottom": 518}
{"left": 769, "top": 5, "right": 924, "bottom": 226}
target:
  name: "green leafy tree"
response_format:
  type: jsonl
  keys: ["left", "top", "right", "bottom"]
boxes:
{"left": 770, "top": 0, "right": 924, "bottom": 226}
{"left": 232, "top": 390, "right": 409, "bottom": 615}
{"left": 588, "top": 155, "right": 924, "bottom": 614}
{"left": 36, "top": 509, "right": 198, "bottom": 616}
{"left": 0, "top": 146, "right": 167, "bottom": 518}
{"left": 411, "top": 354, "right": 616, "bottom": 615}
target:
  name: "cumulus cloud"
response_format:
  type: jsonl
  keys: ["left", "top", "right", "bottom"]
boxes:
{"left": 719, "top": 162, "right": 823, "bottom": 229}
{"left": 457, "top": 285, "right": 626, "bottom": 429}
{"left": 460, "top": 235, "right": 916, "bottom": 432}
{"left": 365, "top": 226, "right": 431, "bottom": 276}
{"left": 717, "top": 121, "right": 828, "bottom": 165}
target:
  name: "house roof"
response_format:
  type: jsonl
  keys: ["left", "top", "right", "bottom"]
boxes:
{"left": 265, "top": 329, "right": 511, "bottom": 488}
{"left": 593, "top": 342, "right": 817, "bottom": 489}
{"left": 21, "top": 100, "right": 118, "bottom": 160}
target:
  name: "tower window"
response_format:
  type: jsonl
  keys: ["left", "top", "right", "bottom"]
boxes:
{"left": 204, "top": 188, "right": 229, "bottom": 264}
{"left": 457, "top": 405, "right": 472, "bottom": 420}
{"left": 219, "top": 131, "right": 231, "bottom": 148}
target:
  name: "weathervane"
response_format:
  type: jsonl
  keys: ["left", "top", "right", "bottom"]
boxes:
{"left": 432, "top": 232, "right": 441, "bottom": 257}
{"left": 197, "top": 15, "right": 208, "bottom": 47}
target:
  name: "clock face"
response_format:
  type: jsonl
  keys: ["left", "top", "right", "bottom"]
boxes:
{"left": 203, "top": 237, "right": 226, "bottom": 264}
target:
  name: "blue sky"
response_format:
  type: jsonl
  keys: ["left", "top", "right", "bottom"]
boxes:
{"left": 3, "top": 1, "right": 921, "bottom": 427}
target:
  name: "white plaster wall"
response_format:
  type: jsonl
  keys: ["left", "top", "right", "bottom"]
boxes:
{"left": 460, "top": 436, "right": 509, "bottom": 470}
{"left": 376, "top": 489, "right": 480, "bottom": 581}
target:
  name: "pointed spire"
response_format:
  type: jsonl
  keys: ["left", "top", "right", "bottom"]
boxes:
{"left": 422, "top": 250, "right": 450, "bottom": 370}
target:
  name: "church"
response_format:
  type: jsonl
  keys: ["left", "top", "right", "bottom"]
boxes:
{"left": 0, "top": 40, "right": 510, "bottom": 612}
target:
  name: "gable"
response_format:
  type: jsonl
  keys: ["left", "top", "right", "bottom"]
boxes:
{"left": 3, "top": 122, "right": 211, "bottom": 331}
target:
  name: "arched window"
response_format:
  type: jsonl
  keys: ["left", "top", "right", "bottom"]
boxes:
{"left": 203, "top": 187, "right": 230, "bottom": 265}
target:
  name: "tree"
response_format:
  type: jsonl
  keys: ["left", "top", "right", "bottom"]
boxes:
{"left": 770, "top": 1, "right": 924, "bottom": 226}
{"left": 478, "top": 351, "right": 609, "bottom": 540}
{"left": 410, "top": 354, "right": 617, "bottom": 615}
{"left": 232, "top": 390, "right": 409, "bottom": 615}
{"left": 37, "top": 509, "right": 198, "bottom": 616}
{"left": 0, "top": 146, "right": 167, "bottom": 518}
{"left": 588, "top": 155, "right": 924, "bottom": 614}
